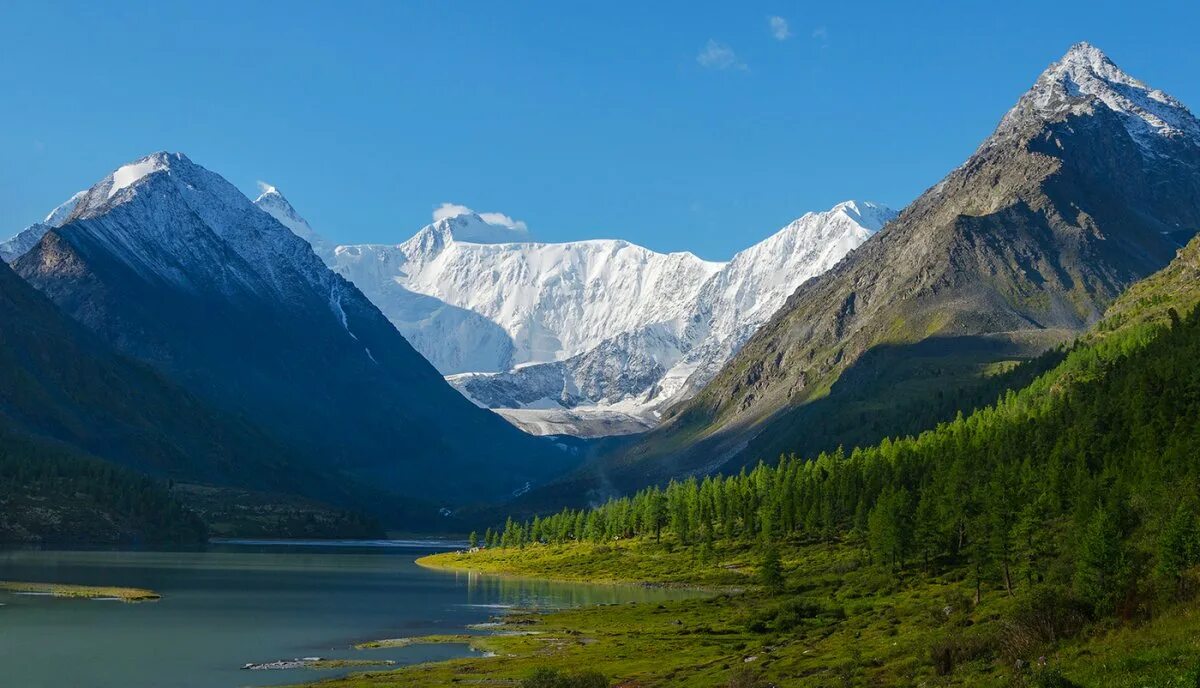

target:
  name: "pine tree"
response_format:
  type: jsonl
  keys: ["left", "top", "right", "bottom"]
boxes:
{"left": 1074, "top": 504, "right": 1130, "bottom": 614}
{"left": 759, "top": 545, "right": 784, "bottom": 592}
{"left": 1156, "top": 499, "right": 1197, "bottom": 598}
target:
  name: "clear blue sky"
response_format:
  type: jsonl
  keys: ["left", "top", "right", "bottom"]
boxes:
{"left": 2, "top": 1, "right": 1198, "bottom": 260}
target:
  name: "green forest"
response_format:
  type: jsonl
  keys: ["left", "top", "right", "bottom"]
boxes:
{"left": 0, "top": 431, "right": 207, "bottom": 544}
{"left": 480, "top": 240, "right": 1200, "bottom": 663}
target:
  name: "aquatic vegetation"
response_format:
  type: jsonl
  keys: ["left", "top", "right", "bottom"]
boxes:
{"left": 0, "top": 581, "right": 160, "bottom": 602}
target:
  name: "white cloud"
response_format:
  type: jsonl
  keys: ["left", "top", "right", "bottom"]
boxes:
{"left": 478, "top": 211, "right": 528, "bottom": 233}
{"left": 432, "top": 202, "right": 475, "bottom": 222}
{"left": 812, "top": 25, "right": 829, "bottom": 45}
{"left": 696, "top": 40, "right": 747, "bottom": 71}
{"left": 768, "top": 16, "right": 791, "bottom": 41}
{"left": 256, "top": 180, "right": 277, "bottom": 195}
{"left": 432, "top": 202, "right": 531, "bottom": 241}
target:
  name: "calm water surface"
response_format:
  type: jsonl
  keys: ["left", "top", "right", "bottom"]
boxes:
{"left": 0, "top": 541, "right": 695, "bottom": 688}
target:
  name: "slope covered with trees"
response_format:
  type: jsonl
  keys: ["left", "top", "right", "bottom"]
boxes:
{"left": 0, "top": 430, "right": 206, "bottom": 544}
{"left": 485, "top": 235, "right": 1200, "bottom": 641}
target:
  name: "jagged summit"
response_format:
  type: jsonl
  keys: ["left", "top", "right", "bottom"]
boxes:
{"left": 992, "top": 42, "right": 1200, "bottom": 152}
{"left": 68, "top": 152, "right": 184, "bottom": 219}
{"left": 254, "top": 183, "right": 331, "bottom": 258}
{"left": 813, "top": 200, "right": 894, "bottom": 233}
{"left": 433, "top": 211, "right": 532, "bottom": 245}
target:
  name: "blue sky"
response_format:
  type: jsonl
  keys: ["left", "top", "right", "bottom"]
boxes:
{"left": 2, "top": 1, "right": 1198, "bottom": 260}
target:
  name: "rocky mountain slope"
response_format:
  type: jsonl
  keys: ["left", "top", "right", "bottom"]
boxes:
{"left": 10, "top": 152, "right": 571, "bottom": 507}
{"left": 0, "top": 252, "right": 363, "bottom": 541}
{"left": 579, "top": 42, "right": 1200, "bottom": 489}
{"left": 268, "top": 196, "right": 892, "bottom": 436}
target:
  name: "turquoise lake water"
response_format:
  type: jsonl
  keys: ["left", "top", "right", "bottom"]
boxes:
{"left": 0, "top": 541, "right": 694, "bottom": 688}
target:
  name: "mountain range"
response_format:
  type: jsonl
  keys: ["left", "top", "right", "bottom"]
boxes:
{"left": 502, "top": 41, "right": 1200, "bottom": 504}
{"left": 3, "top": 41, "right": 1197, "bottom": 542}
{"left": 2, "top": 152, "right": 572, "bottom": 515}
{"left": 250, "top": 190, "right": 893, "bottom": 436}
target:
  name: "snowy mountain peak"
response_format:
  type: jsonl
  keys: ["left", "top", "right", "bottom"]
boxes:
{"left": 1, "top": 190, "right": 87, "bottom": 262}
{"left": 323, "top": 197, "right": 893, "bottom": 434}
{"left": 993, "top": 42, "right": 1200, "bottom": 153}
{"left": 18, "top": 151, "right": 347, "bottom": 309}
{"left": 68, "top": 151, "right": 205, "bottom": 222}
{"left": 254, "top": 183, "right": 331, "bottom": 258}
{"left": 827, "top": 200, "right": 895, "bottom": 231}
{"left": 430, "top": 203, "right": 532, "bottom": 244}
{"left": 43, "top": 190, "right": 87, "bottom": 226}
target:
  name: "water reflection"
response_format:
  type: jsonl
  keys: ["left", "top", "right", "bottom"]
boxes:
{"left": 452, "top": 568, "right": 678, "bottom": 610}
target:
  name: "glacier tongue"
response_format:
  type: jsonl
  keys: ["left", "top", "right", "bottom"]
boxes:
{"left": 259, "top": 191, "right": 894, "bottom": 437}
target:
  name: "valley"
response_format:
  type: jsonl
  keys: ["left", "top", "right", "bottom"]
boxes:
{"left": 2, "top": 20, "right": 1200, "bottom": 688}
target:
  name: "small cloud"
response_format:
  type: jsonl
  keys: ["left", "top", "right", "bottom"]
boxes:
{"left": 812, "top": 25, "right": 829, "bottom": 46}
{"left": 432, "top": 202, "right": 475, "bottom": 222}
{"left": 256, "top": 180, "right": 277, "bottom": 195}
{"left": 696, "top": 40, "right": 747, "bottom": 71}
{"left": 433, "top": 202, "right": 531, "bottom": 241}
{"left": 768, "top": 16, "right": 791, "bottom": 41}
{"left": 478, "top": 211, "right": 528, "bottom": 233}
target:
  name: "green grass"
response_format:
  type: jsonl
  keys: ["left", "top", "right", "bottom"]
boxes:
{"left": 0, "top": 580, "right": 160, "bottom": 602}
{"left": 417, "top": 539, "right": 754, "bottom": 588}
{"left": 292, "top": 538, "right": 1200, "bottom": 687}
{"left": 353, "top": 634, "right": 481, "bottom": 651}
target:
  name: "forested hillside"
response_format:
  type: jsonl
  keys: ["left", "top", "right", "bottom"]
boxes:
{"left": 470, "top": 238, "right": 1200, "bottom": 683}
{"left": 0, "top": 431, "right": 206, "bottom": 544}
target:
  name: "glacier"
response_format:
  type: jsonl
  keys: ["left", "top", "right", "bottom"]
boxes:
{"left": 256, "top": 191, "right": 895, "bottom": 437}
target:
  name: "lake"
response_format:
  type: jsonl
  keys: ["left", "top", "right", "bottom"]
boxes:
{"left": 0, "top": 541, "right": 695, "bottom": 688}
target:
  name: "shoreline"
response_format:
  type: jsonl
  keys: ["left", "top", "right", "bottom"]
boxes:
{"left": 414, "top": 552, "right": 736, "bottom": 592}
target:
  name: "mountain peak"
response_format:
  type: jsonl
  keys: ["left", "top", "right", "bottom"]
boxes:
{"left": 992, "top": 42, "right": 1200, "bottom": 153}
{"left": 429, "top": 203, "right": 532, "bottom": 244}
{"left": 252, "top": 183, "right": 331, "bottom": 259}
{"left": 62, "top": 151, "right": 205, "bottom": 223}
{"left": 419, "top": 213, "right": 526, "bottom": 245}
{"left": 1060, "top": 40, "right": 1108, "bottom": 66}
{"left": 828, "top": 200, "right": 896, "bottom": 231}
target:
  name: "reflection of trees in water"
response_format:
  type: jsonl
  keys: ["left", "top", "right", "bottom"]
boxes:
{"left": 447, "top": 569, "right": 696, "bottom": 610}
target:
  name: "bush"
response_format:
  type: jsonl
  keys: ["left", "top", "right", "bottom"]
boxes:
{"left": 928, "top": 627, "right": 998, "bottom": 676}
{"left": 745, "top": 597, "right": 845, "bottom": 634}
{"left": 522, "top": 668, "right": 608, "bottom": 688}
{"left": 999, "top": 587, "right": 1091, "bottom": 662}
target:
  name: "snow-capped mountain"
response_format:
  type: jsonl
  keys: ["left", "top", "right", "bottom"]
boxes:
{"left": 601, "top": 41, "right": 1200, "bottom": 487}
{"left": 340, "top": 210, "right": 725, "bottom": 373}
{"left": 252, "top": 192, "right": 894, "bottom": 436}
{"left": 11, "top": 152, "right": 569, "bottom": 504}
{"left": 445, "top": 201, "right": 895, "bottom": 434}
{"left": 989, "top": 42, "right": 1200, "bottom": 155}
{"left": 254, "top": 183, "right": 333, "bottom": 260}
{"left": 0, "top": 190, "right": 85, "bottom": 262}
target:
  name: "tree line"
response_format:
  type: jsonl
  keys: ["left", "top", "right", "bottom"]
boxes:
{"left": 0, "top": 431, "right": 207, "bottom": 544}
